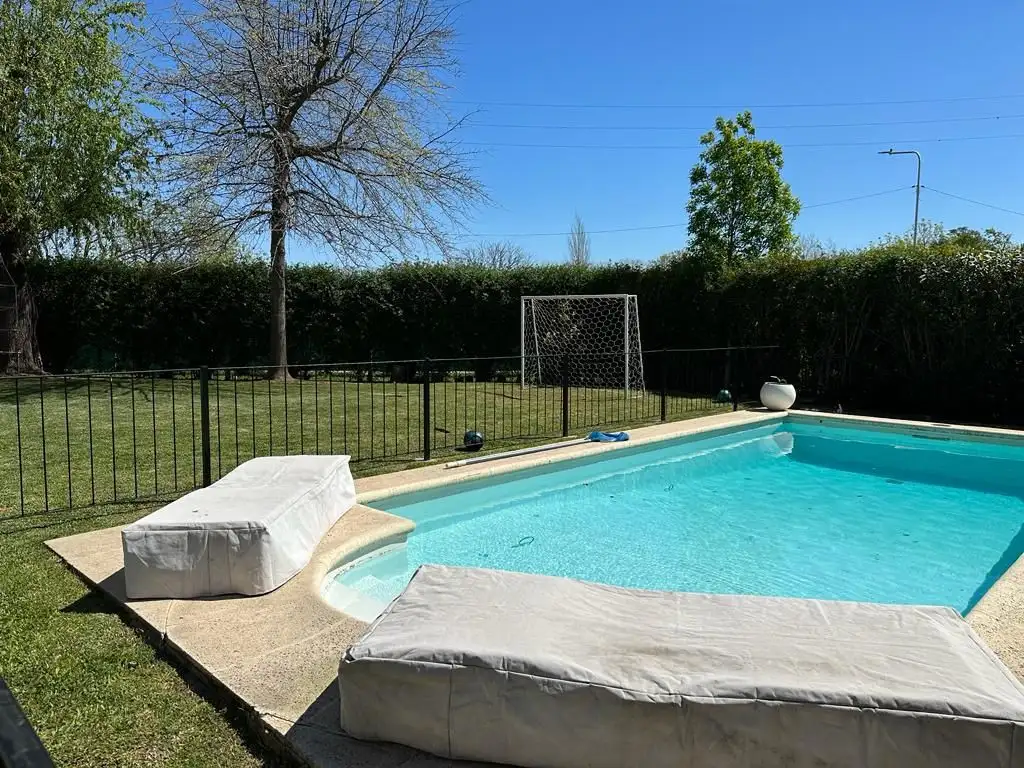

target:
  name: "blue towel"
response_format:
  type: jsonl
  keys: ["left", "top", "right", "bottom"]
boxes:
{"left": 587, "top": 431, "right": 629, "bottom": 442}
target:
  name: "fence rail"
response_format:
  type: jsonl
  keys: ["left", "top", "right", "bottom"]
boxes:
{"left": 0, "top": 346, "right": 781, "bottom": 517}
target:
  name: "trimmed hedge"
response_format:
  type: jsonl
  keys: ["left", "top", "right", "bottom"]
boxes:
{"left": 26, "top": 248, "right": 1024, "bottom": 424}
{"left": 28, "top": 259, "right": 711, "bottom": 369}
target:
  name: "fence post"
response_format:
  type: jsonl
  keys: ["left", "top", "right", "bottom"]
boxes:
{"left": 660, "top": 350, "right": 667, "bottom": 422}
{"left": 561, "top": 354, "right": 570, "bottom": 437}
{"left": 422, "top": 360, "right": 431, "bottom": 461}
{"left": 199, "top": 366, "right": 212, "bottom": 487}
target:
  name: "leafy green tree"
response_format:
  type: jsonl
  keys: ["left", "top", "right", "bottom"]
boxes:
{"left": 0, "top": 0, "right": 153, "bottom": 372}
{"left": 879, "top": 220, "right": 1021, "bottom": 255}
{"left": 686, "top": 111, "right": 800, "bottom": 270}
{"left": 656, "top": 249, "right": 689, "bottom": 265}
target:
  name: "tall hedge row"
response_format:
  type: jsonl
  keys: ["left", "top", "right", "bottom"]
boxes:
{"left": 26, "top": 249, "right": 1024, "bottom": 424}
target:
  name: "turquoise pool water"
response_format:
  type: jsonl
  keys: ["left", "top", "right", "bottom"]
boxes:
{"left": 325, "top": 420, "right": 1024, "bottom": 619}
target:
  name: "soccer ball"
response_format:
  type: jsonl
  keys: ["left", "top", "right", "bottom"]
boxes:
{"left": 463, "top": 430, "right": 484, "bottom": 452}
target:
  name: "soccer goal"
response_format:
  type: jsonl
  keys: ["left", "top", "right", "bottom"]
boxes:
{"left": 521, "top": 294, "right": 645, "bottom": 393}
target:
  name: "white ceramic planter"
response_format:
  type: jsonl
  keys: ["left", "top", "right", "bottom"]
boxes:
{"left": 760, "top": 381, "right": 797, "bottom": 411}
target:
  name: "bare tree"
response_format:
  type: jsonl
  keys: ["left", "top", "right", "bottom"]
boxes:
{"left": 446, "top": 240, "right": 531, "bottom": 269}
{"left": 567, "top": 212, "right": 591, "bottom": 265}
{"left": 794, "top": 233, "right": 840, "bottom": 261}
{"left": 151, "top": 0, "right": 482, "bottom": 378}
{"left": 41, "top": 191, "right": 252, "bottom": 265}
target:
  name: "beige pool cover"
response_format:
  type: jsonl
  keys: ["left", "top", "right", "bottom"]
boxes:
{"left": 339, "top": 565, "right": 1024, "bottom": 768}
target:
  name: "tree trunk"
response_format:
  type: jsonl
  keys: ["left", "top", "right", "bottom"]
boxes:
{"left": 0, "top": 236, "right": 44, "bottom": 375}
{"left": 268, "top": 146, "right": 292, "bottom": 381}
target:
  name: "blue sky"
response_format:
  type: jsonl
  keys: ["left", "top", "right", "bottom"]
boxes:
{"left": 192, "top": 0, "right": 1023, "bottom": 263}
{"left": 394, "top": 0, "right": 1024, "bottom": 265}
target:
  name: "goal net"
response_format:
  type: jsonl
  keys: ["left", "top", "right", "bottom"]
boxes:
{"left": 521, "top": 294, "right": 645, "bottom": 392}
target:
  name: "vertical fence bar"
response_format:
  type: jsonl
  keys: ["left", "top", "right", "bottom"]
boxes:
{"left": 171, "top": 376, "right": 178, "bottom": 491}
{"left": 250, "top": 373, "right": 257, "bottom": 459}
{"left": 314, "top": 372, "right": 320, "bottom": 454}
{"left": 298, "top": 374, "right": 304, "bottom": 453}
{"left": 190, "top": 374, "right": 197, "bottom": 488}
{"left": 283, "top": 375, "right": 289, "bottom": 455}
{"left": 109, "top": 376, "right": 117, "bottom": 501}
{"left": 233, "top": 373, "right": 240, "bottom": 466}
{"left": 727, "top": 348, "right": 739, "bottom": 412}
{"left": 15, "top": 377, "right": 24, "bottom": 514}
{"left": 422, "top": 361, "right": 431, "bottom": 461}
{"left": 130, "top": 377, "right": 138, "bottom": 498}
{"left": 660, "top": 351, "right": 668, "bottom": 422}
{"left": 199, "top": 366, "right": 212, "bottom": 487}
{"left": 151, "top": 374, "right": 158, "bottom": 495}
{"left": 328, "top": 372, "right": 334, "bottom": 453}
{"left": 372, "top": 364, "right": 380, "bottom": 460}
{"left": 215, "top": 373, "right": 222, "bottom": 476}
{"left": 38, "top": 377, "right": 49, "bottom": 511}
{"left": 561, "top": 355, "right": 570, "bottom": 438}
{"left": 63, "top": 376, "right": 72, "bottom": 509}
{"left": 267, "top": 376, "right": 273, "bottom": 455}
{"left": 87, "top": 377, "right": 96, "bottom": 504}
{"left": 518, "top": 374, "right": 523, "bottom": 439}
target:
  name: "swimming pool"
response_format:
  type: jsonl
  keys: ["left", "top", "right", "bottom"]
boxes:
{"left": 324, "top": 418, "right": 1024, "bottom": 620}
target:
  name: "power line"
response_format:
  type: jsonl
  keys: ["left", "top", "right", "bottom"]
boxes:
{"left": 450, "top": 93, "right": 1024, "bottom": 110}
{"left": 923, "top": 187, "right": 1024, "bottom": 218}
{"left": 803, "top": 186, "right": 914, "bottom": 209}
{"left": 454, "top": 187, "right": 912, "bottom": 239}
{"left": 451, "top": 222, "right": 684, "bottom": 239}
{"left": 462, "top": 133, "right": 1024, "bottom": 151}
{"left": 469, "top": 114, "right": 1024, "bottom": 132}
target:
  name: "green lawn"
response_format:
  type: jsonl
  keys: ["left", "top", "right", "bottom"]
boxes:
{"left": 1, "top": 374, "right": 724, "bottom": 517}
{"left": 0, "top": 374, "right": 727, "bottom": 767}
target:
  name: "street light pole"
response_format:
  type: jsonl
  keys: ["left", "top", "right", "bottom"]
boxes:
{"left": 878, "top": 148, "right": 922, "bottom": 244}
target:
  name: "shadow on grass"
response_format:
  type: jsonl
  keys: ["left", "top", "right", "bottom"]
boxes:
{"left": 54, "top": 565, "right": 287, "bottom": 767}
{"left": 61, "top": 590, "right": 118, "bottom": 616}
{"left": 0, "top": 375, "right": 167, "bottom": 406}
{"left": 0, "top": 500, "right": 167, "bottom": 537}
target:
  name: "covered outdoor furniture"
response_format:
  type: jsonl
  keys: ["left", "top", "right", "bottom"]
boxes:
{"left": 338, "top": 565, "right": 1024, "bottom": 768}
{"left": 122, "top": 455, "right": 356, "bottom": 599}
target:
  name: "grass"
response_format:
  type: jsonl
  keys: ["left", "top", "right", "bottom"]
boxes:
{"left": 0, "top": 374, "right": 725, "bottom": 517}
{"left": 0, "top": 503, "right": 280, "bottom": 768}
{"left": 0, "top": 372, "right": 727, "bottom": 766}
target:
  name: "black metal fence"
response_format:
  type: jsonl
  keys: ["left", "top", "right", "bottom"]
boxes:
{"left": 0, "top": 346, "right": 780, "bottom": 517}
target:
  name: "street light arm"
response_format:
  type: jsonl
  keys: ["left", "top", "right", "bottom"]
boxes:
{"left": 878, "top": 148, "right": 922, "bottom": 244}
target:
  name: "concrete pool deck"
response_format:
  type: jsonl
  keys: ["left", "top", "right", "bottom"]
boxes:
{"left": 44, "top": 409, "right": 1024, "bottom": 767}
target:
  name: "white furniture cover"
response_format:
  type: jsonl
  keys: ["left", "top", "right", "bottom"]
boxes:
{"left": 122, "top": 455, "right": 355, "bottom": 599}
{"left": 339, "top": 565, "right": 1024, "bottom": 768}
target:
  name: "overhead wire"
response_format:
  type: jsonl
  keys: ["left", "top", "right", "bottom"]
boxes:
{"left": 460, "top": 133, "right": 1024, "bottom": 151}
{"left": 922, "top": 187, "right": 1024, "bottom": 218}
{"left": 453, "top": 187, "right": 913, "bottom": 239}
{"left": 448, "top": 93, "right": 1024, "bottom": 110}
{"left": 468, "top": 114, "right": 1024, "bottom": 132}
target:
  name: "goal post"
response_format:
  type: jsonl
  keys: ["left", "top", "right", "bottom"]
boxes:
{"left": 520, "top": 294, "right": 645, "bottom": 393}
